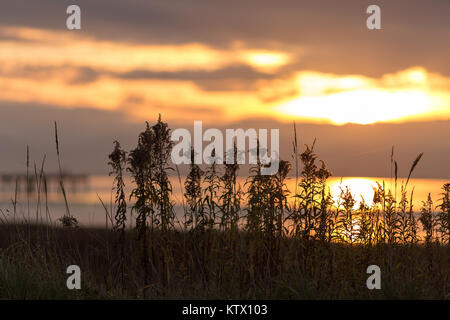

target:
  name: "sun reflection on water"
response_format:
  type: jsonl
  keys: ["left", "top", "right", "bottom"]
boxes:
{"left": 327, "top": 177, "right": 379, "bottom": 209}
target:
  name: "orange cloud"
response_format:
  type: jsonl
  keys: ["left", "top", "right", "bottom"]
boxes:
{"left": 0, "top": 27, "right": 291, "bottom": 73}
{"left": 0, "top": 26, "right": 449, "bottom": 126}
{"left": 276, "top": 67, "right": 450, "bottom": 124}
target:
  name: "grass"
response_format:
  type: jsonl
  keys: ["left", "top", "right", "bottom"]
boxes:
{"left": 0, "top": 116, "right": 448, "bottom": 299}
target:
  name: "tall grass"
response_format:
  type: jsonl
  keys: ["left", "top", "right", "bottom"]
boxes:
{"left": 0, "top": 116, "right": 448, "bottom": 299}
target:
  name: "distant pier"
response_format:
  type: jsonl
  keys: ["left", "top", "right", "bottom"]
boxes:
{"left": 0, "top": 173, "right": 90, "bottom": 194}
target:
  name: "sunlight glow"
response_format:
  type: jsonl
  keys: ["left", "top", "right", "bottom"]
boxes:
{"left": 275, "top": 68, "right": 450, "bottom": 125}
{"left": 278, "top": 89, "right": 431, "bottom": 125}
{"left": 0, "top": 26, "right": 449, "bottom": 125}
{"left": 242, "top": 51, "right": 290, "bottom": 72}
{"left": 328, "top": 178, "right": 378, "bottom": 209}
{"left": 323, "top": 177, "right": 448, "bottom": 211}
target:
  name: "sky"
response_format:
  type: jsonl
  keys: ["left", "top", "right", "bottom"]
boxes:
{"left": 0, "top": 0, "right": 449, "bottom": 178}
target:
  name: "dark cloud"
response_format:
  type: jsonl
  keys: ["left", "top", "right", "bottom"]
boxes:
{"left": 119, "top": 65, "right": 274, "bottom": 81}
{"left": 0, "top": 101, "right": 141, "bottom": 174}
{"left": 1, "top": 63, "right": 279, "bottom": 91}
{"left": 118, "top": 65, "right": 276, "bottom": 91}
{"left": 0, "top": 101, "right": 448, "bottom": 178}
{"left": 1, "top": 1, "right": 450, "bottom": 76}
{"left": 68, "top": 67, "right": 100, "bottom": 84}
{"left": 0, "top": 63, "right": 277, "bottom": 91}
{"left": 214, "top": 117, "right": 450, "bottom": 179}
{"left": 0, "top": 65, "right": 100, "bottom": 84}
{"left": 119, "top": 103, "right": 222, "bottom": 117}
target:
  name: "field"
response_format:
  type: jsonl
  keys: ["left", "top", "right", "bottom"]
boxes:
{"left": 0, "top": 118, "right": 448, "bottom": 299}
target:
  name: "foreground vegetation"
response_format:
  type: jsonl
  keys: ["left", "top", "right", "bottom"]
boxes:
{"left": 0, "top": 117, "right": 448, "bottom": 299}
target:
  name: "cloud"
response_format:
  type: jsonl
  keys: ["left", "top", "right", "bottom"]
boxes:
{"left": 276, "top": 67, "right": 450, "bottom": 124}
{"left": 0, "top": 27, "right": 291, "bottom": 73}
{"left": 0, "top": 101, "right": 449, "bottom": 178}
{"left": 2, "top": 0, "right": 450, "bottom": 77}
{"left": 117, "top": 65, "right": 276, "bottom": 91}
{"left": 0, "top": 16, "right": 449, "bottom": 126}
{"left": 1, "top": 31, "right": 449, "bottom": 125}
{"left": 0, "top": 26, "right": 296, "bottom": 123}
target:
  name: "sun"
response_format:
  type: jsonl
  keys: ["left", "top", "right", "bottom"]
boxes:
{"left": 273, "top": 68, "right": 444, "bottom": 125}
{"left": 276, "top": 89, "right": 432, "bottom": 125}
{"left": 327, "top": 177, "right": 378, "bottom": 208}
